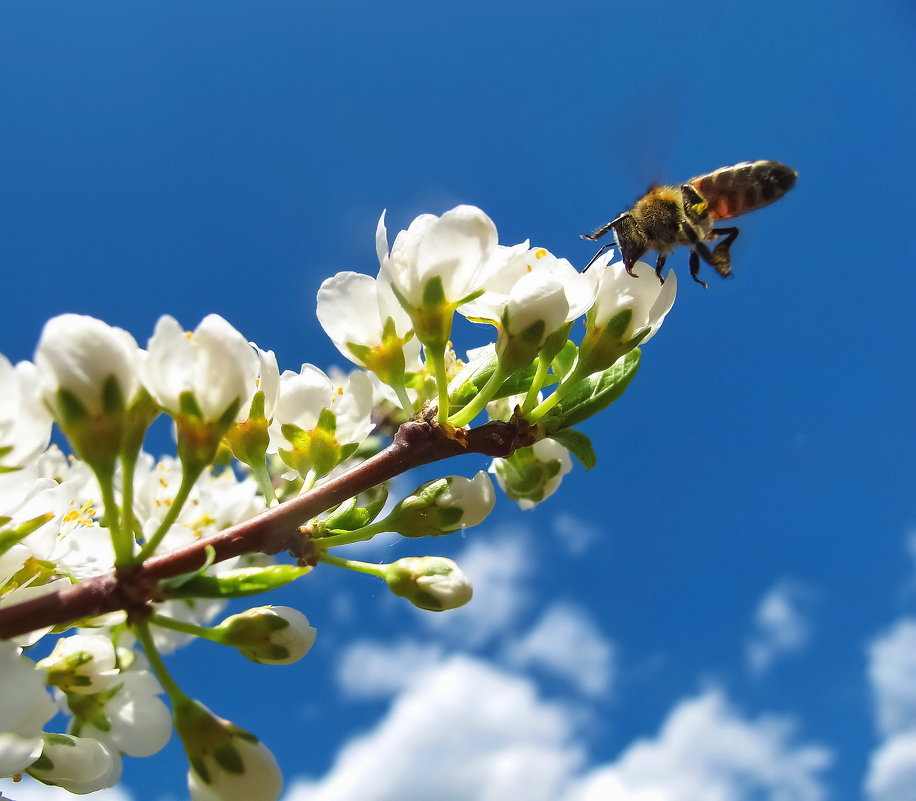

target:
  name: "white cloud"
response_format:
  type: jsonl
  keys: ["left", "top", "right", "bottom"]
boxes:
{"left": 285, "top": 655, "right": 829, "bottom": 801}
{"left": 563, "top": 690, "right": 831, "bottom": 801}
{"left": 285, "top": 655, "right": 585, "bottom": 801}
{"left": 868, "top": 619, "right": 916, "bottom": 737}
{"left": 418, "top": 534, "right": 532, "bottom": 647}
{"left": 505, "top": 602, "right": 615, "bottom": 698}
{"left": 866, "top": 730, "right": 916, "bottom": 801}
{"left": 745, "top": 580, "right": 813, "bottom": 676}
{"left": 336, "top": 639, "right": 445, "bottom": 700}
{"left": 551, "top": 513, "right": 600, "bottom": 556}
{"left": 1, "top": 779, "right": 134, "bottom": 801}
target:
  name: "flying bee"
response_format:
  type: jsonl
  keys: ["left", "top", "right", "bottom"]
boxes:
{"left": 581, "top": 160, "right": 797, "bottom": 287}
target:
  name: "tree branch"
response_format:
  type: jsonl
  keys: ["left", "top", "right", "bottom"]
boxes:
{"left": 0, "top": 416, "right": 537, "bottom": 640}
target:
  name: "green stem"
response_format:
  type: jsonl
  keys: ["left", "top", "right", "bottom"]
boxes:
{"left": 97, "top": 473, "right": 132, "bottom": 565}
{"left": 528, "top": 362, "right": 589, "bottom": 421}
{"left": 448, "top": 364, "right": 508, "bottom": 428}
{"left": 133, "top": 619, "right": 190, "bottom": 705}
{"left": 522, "top": 356, "right": 550, "bottom": 414}
{"left": 318, "top": 550, "right": 386, "bottom": 577}
{"left": 120, "top": 454, "right": 138, "bottom": 544}
{"left": 426, "top": 344, "right": 451, "bottom": 425}
{"left": 135, "top": 466, "right": 203, "bottom": 562}
{"left": 316, "top": 519, "right": 391, "bottom": 549}
{"left": 390, "top": 380, "right": 416, "bottom": 418}
{"left": 248, "top": 459, "right": 278, "bottom": 507}
{"left": 150, "top": 613, "right": 221, "bottom": 642}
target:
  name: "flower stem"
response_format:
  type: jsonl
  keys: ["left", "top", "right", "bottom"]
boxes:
{"left": 528, "top": 362, "right": 588, "bottom": 421}
{"left": 315, "top": 520, "right": 390, "bottom": 549}
{"left": 447, "top": 364, "right": 508, "bottom": 428}
{"left": 390, "top": 380, "right": 416, "bottom": 418}
{"left": 426, "top": 344, "right": 451, "bottom": 425}
{"left": 150, "top": 613, "right": 221, "bottom": 642}
{"left": 317, "top": 550, "right": 385, "bottom": 577}
{"left": 248, "top": 458, "right": 279, "bottom": 507}
{"left": 133, "top": 619, "right": 191, "bottom": 705}
{"left": 136, "top": 466, "right": 203, "bottom": 562}
{"left": 98, "top": 473, "right": 132, "bottom": 565}
{"left": 522, "top": 357, "right": 550, "bottom": 414}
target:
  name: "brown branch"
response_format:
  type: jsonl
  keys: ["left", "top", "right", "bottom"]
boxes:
{"left": 0, "top": 416, "right": 537, "bottom": 640}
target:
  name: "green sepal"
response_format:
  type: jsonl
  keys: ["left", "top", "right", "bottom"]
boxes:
{"left": 545, "top": 348, "right": 641, "bottom": 429}
{"left": 548, "top": 429, "right": 596, "bottom": 471}
{"left": 318, "top": 487, "right": 389, "bottom": 533}
{"left": 551, "top": 341, "right": 579, "bottom": 380}
{"left": 448, "top": 349, "right": 539, "bottom": 408}
{"left": 158, "top": 545, "right": 217, "bottom": 592}
{"left": 160, "top": 564, "right": 309, "bottom": 599}
{"left": 0, "top": 512, "right": 54, "bottom": 558}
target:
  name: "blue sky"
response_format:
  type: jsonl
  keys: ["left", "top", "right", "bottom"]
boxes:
{"left": 2, "top": 1, "right": 916, "bottom": 799}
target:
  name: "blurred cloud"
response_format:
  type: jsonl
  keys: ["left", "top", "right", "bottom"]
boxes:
{"left": 563, "top": 690, "right": 830, "bottom": 801}
{"left": 285, "top": 657, "right": 829, "bottom": 801}
{"left": 551, "top": 513, "right": 601, "bottom": 556}
{"left": 867, "top": 619, "right": 916, "bottom": 737}
{"left": 745, "top": 580, "right": 814, "bottom": 676}
{"left": 865, "top": 618, "right": 916, "bottom": 799}
{"left": 285, "top": 655, "right": 584, "bottom": 801}
{"left": 1, "top": 780, "right": 134, "bottom": 801}
{"left": 505, "top": 602, "right": 615, "bottom": 698}
{"left": 336, "top": 639, "right": 445, "bottom": 700}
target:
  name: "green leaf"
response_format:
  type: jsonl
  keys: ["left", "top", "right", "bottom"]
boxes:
{"left": 547, "top": 348, "right": 641, "bottom": 429}
{"left": 551, "top": 340, "right": 579, "bottom": 380}
{"left": 549, "top": 429, "right": 597, "bottom": 471}
{"left": 161, "top": 565, "right": 310, "bottom": 599}
{"left": 0, "top": 512, "right": 55, "bottom": 557}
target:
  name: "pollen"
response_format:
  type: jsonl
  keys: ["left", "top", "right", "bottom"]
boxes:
{"left": 159, "top": 477, "right": 169, "bottom": 488}
{"left": 534, "top": 248, "right": 547, "bottom": 259}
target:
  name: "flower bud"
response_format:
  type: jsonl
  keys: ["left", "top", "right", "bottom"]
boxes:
{"left": 578, "top": 258, "right": 677, "bottom": 375}
{"left": 35, "top": 314, "right": 141, "bottom": 474}
{"left": 386, "top": 472, "right": 495, "bottom": 537}
{"left": 174, "top": 699, "right": 282, "bottom": 801}
{"left": 384, "top": 556, "right": 473, "bottom": 611}
{"left": 490, "top": 438, "right": 573, "bottom": 509}
{"left": 214, "top": 606, "right": 316, "bottom": 665}
{"left": 37, "top": 634, "right": 119, "bottom": 694}
{"left": 28, "top": 734, "right": 122, "bottom": 794}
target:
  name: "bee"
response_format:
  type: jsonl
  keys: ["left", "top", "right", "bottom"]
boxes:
{"left": 581, "top": 160, "right": 797, "bottom": 287}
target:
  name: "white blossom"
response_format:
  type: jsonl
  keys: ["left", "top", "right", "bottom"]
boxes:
{"left": 28, "top": 734, "right": 122, "bottom": 794}
{"left": 462, "top": 245, "right": 596, "bottom": 333}
{"left": 38, "top": 633, "right": 120, "bottom": 694}
{"left": 140, "top": 314, "right": 259, "bottom": 422}
{"left": 490, "top": 438, "right": 574, "bottom": 510}
{"left": 430, "top": 472, "right": 496, "bottom": 529}
{"left": 71, "top": 656, "right": 172, "bottom": 758}
{"left": 268, "top": 365, "right": 374, "bottom": 453}
{"left": 377, "top": 206, "right": 497, "bottom": 310}
{"left": 316, "top": 271, "right": 421, "bottom": 372}
{"left": 35, "top": 314, "right": 141, "bottom": 418}
{"left": 0, "top": 356, "right": 53, "bottom": 468}
{"left": 587, "top": 254, "right": 677, "bottom": 345}
{"left": 0, "top": 641, "right": 58, "bottom": 775}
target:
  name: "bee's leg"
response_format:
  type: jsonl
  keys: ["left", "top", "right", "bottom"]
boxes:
{"left": 582, "top": 242, "right": 616, "bottom": 272}
{"left": 694, "top": 240, "right": 732, "bottom": 278}
{"left": 655, "top": 252, "right": 667, "bottom": 284}
{"left": 689, "top": 249, "right": 709, "bottom": 288}
{"left": 580, "top": 212, "right": 628, "bottom": 242}
{"left": 711, "top": 226, "right": 740, "bottom": 271}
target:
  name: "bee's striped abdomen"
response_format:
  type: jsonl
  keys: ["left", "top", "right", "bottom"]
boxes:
{"left": 689, "top": 160, "right": 797, "bottom": 221}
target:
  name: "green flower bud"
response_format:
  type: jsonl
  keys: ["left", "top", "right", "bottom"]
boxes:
{"left": 384, "top": 556, "right": 473, "bottom": 612}
{"left": 385, "top": 473, "right": 495, "bottom": 538}
{"left": 214, "top": 606, "right": 316, "bottom": 665}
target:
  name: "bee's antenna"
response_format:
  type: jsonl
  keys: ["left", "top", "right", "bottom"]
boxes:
{"left": 582, "top": 242, "right": 615, "bottom": 272}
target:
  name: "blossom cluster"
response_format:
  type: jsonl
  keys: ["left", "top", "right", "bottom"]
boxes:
{"left": 0, "top": 205, "right": 676, "bottom": 799}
